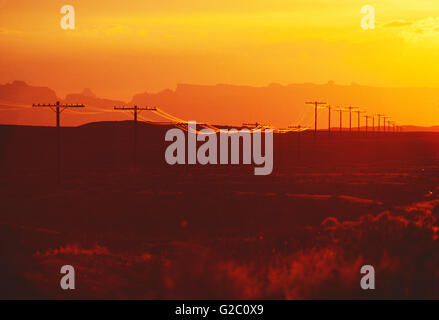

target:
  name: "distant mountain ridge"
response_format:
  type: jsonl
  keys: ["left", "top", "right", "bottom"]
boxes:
{"left": 131, "top": 82, "right": 439, "bottom": 128}
{"left": 0, "top": 81, "right": 58, "bottom": 104}
{"left": 0, "top": 82, "right": 126, "bottom": 108}
{"left": 2, "top": 80, "right": 439, "bottom": 129}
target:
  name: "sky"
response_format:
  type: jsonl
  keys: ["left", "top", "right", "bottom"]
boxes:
{"left": 1, "top": 0, "right": 439, "bottom": 101}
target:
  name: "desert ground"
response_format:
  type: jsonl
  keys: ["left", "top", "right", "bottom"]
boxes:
{"left": 1, "top": 122, "right": 439, "bottom": 299}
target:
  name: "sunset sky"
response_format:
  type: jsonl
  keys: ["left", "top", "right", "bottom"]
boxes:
{"left": 1, "top": 0, "right": 439, "bottom": 100}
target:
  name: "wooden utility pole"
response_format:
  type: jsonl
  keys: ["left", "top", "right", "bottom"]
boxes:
{"left": 114, "top": 105, "right": 157, "bottom": 170}
{"left": 375, "top": 114, "right": 384, "bottom": 132}
{"left": 305, "top": 101, "right": 326, "bottom": 135}
{"left": 363, "top": 115, "right": 372, "bottom": 133}
{"left": 345, "top": 106, "right": 358, "bottom": 132}
{"left": 327, "top": 105, "right": 332, "bottom": 135}
{"left": 32, "top": 101, "right": 85, "bottom": 184}
{"left": 355, "top": 110, "right": 366, "bottom": 132}
{"left": 383, "top": 117, "right": 391, "bottom": 133}
{"left": 335, "top": 108, "right": 346, "bottom": 134}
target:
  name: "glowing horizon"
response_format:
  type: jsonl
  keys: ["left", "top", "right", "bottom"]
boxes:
{"left": 1, "top": 1, "right": 439, "bottom": 109}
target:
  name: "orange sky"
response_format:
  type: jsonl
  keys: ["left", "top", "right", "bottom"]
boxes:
{"left": 1, "top": 0, "right": 439, "bottom": 101}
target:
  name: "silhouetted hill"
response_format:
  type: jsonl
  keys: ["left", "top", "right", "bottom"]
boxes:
{"left": 0, "top": 81, "right": 58, "bottom": 104}
{"left": 400, "top": 125, "right": 439, "bottom": 132}
{"left": 2, "top": 121, "right": 439, "bottom": 177}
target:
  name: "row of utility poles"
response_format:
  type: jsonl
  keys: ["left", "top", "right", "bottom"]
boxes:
{"left": 305, "top": 101, "right": 402, "bottom": 135}
{"left": 32, "top": 99, "right": 404, "bottom": 183}
{"left": 32, "top": 101, "right": 156, "bottom": 183}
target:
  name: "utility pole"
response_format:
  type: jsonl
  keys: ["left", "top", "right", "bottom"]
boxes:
{"left": 388, "top": 121, "right": 394, "bottom": 133}
{"left": 363, "top": 115, "right": 372, "bottom": 134}
{"left": 335, "top": 108, "right": 346, "bottom": 134}
{"left": 32, "top": 101, "right": 85, "bottom": 184}
{"left": 345, "top": 106, "right": 358, "bottom": 133}
{"left": 327, "top": 105, "right": 331, "bottom": 135}
{"left": 387, "top": 120, "right": 394, "bottom": 133}
{"left": 114, "top": 105, "right": 157, "bottom": 170}
{"left": 383, "top": 117, "right": 391, "bottom": 133}
{"left": 355, "top": 110, "right": 366, "bottom": 132}
{"left": 305, "top": 101, "right": 326, "bottom": 135}
{"left": 375, "top": 114, "right": 384, "bottom": 132}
